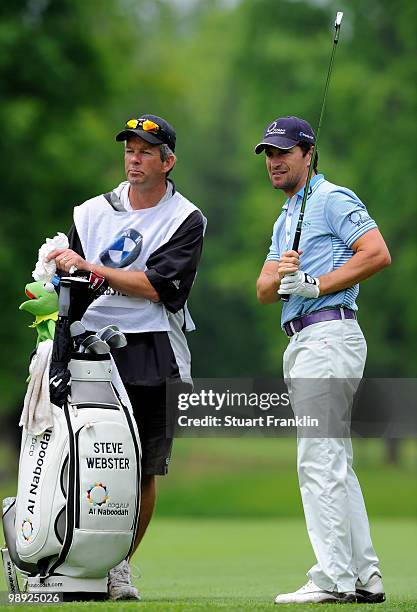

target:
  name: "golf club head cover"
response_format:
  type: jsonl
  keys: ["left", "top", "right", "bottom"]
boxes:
{"left": 61, "top": 273, "right": 108, "bottom": 324}
{"left": 73, "top": 270, "right": 108, "bottom": 296}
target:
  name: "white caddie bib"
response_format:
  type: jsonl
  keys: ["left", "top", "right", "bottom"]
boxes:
{"left": 74, "top": 182, "right": 201, "bottom": 333}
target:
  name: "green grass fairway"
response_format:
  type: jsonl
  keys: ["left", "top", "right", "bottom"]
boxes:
{"left": 0, "top": 518, "right": 416, "bottom": 611}
{"left": 156, "top": 438, "right": 417, "bottom": 519}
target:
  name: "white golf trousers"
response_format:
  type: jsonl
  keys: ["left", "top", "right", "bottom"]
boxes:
{"left": 283, "top": 318, "right": 381, "bottom": 592}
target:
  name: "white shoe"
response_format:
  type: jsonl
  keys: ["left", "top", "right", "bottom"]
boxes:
{"left": 356, "top": 574, "right": 386, "bottom": 603}
{"left": 108, "top": 560, "right": 141, "bottom": 601}
{"left": 274, "top": 579, "right": 356, "bottom": 604}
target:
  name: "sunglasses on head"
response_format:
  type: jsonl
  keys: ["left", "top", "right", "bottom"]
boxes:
{"left": 125, "top": 118, "right": 160, "bottom": 134}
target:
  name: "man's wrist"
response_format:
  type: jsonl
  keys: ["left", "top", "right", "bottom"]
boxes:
{"left": 275, "top": 274, "right": 283, "bottom": 298}
{"left": 317, "top": 275, "right": 326, "bottom": 296}
{"left": 88, "top": 263, "right": 106, "bottom": 278}
{"left": 318, "top": 277, "right": 322, "bottom": 296}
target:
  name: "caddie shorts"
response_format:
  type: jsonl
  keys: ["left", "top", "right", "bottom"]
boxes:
{"left": 123, "top": 383, "right": 173, "bottom": 476}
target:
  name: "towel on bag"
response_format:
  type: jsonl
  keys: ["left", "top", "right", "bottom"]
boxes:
{"left": 20, "top": 339, "right": 54, "bottom": 435}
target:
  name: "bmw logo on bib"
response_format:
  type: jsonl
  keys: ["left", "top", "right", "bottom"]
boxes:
{"left": 100, "top": 228, "right": 143, "bottom": 268}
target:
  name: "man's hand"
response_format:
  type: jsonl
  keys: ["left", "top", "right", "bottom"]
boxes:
{"left": 278, "top": 270, "right": 320, "bottom": 298}
{"left": 46, "top": 248, "right": 89, "bottom": 274}
{"left": 46, "top": 248, "right": 159, "bottom": 302}
{"left": 278, "top": 250, "right": 302, "bottom": 280}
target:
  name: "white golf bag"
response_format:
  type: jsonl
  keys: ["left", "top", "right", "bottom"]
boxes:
{"left": 2, "top": 278, "right": 141, "bottom": 598}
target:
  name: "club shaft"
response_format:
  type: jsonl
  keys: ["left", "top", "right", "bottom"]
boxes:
{"left": 280, "top": 15, "right": 342, "bottom": 302}
{"left": 294, "top": 28, "right": 339, "bottom": 246}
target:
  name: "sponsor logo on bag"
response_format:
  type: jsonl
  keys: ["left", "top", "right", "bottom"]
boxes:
{"left": 94, "top": 507, "right": 129, "bottom": 516}
{"left": 26, "top": 428, "right": 53, "bottom": 516}
{"left": 86, "top": 483, "right": 109, "bottom": 507}
{"left": 28, "top": 436, "right": 37, "bottom": 457}
{"left": 86, "top": 484, "right": 131, "bottom": 517}
{"left": 21, "top": 519, "right": 34, "bottom": 542}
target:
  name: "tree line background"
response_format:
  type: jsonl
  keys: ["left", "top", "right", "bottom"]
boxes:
{"left": 1, "top": 0, "right": 416, "bottom": 419}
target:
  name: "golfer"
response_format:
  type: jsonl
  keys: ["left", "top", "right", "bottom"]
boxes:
{"left": 255, "top": 116, "right": 390, "bottom": 604}
{"left": 47, "top": 114, "right": 205, "bottom": 600}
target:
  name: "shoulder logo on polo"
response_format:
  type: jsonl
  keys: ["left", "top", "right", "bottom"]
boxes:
{"left": 348, "top": 211, "right": 370, "bottom": 227}
{"left": 99, "top": 228, "right": 143, "bottom": 268}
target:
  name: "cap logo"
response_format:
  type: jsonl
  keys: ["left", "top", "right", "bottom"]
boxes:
{"left": 266, "top": 122, "right": 286, "bottom": 135}
{"left": 299, "top": 131, "right": 314, "bottom": 140}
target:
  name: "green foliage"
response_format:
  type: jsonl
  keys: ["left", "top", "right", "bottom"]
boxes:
{"left": 0, "top": 0, "right": 416, "bottom": 415}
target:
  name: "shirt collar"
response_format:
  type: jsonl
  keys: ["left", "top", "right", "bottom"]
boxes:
{"left": 123, "top": 179, "right": 174, "bottom": 211}
{"left": 282, "top": 174, "right": 325, "bottom": 210}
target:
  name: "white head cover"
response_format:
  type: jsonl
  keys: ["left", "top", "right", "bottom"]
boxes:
{"left": 335, "top": 12, "right": 343, "bottom": 26}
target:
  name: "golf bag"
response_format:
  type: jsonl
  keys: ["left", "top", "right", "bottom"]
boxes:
{"left": 2, "top": 277, "right": 141, "bottom": 597}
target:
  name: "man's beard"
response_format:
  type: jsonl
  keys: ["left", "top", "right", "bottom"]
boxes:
{"left": 273, "top": 175, "right": 298, "bottom": 192}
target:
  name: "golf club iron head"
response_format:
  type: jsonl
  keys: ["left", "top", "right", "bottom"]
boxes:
{"left": 70, "top": 321, "right": 87, "bottom": 352}
{"left": 97, "top": 325, "right": 127, "bottom": 349}
{"left": 69, "top": 321, "right": 86, "bottom": 352}
{"left": 70, "top": 321, "right": 86, "bottom": 340}
{"left": 80, "top": 334, "right": 111, "bottom": 355}
{"left": 70, "top": 321, "right": 86, "bottom": 338}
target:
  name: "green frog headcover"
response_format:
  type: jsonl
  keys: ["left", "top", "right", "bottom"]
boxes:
{"left": 19, "top": 280, "right": 58, "bottom": 344}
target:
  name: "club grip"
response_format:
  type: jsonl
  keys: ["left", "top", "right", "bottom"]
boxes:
{"left": 279, "top": 228, "right": 302, "bottom": 303}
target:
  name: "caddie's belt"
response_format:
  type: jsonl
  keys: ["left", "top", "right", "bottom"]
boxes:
{"left": 283, "top": 307, "right": 357, "bottom": 338}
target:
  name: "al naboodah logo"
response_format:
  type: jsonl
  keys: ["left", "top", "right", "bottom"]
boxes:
{"left": 86, "top": 483, "right": 109, "bottom": 507}
{"left": 21, "top": 519, "right": 34, "bottom": 542}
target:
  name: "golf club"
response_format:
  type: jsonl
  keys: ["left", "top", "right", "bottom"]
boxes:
{"left": 80, "top": 334, "right": 111, "bottom": 355}
{"left": 280, "top": 11, "right": 343, "bottom": 302}
{"left": 97, "top": 325, "right": 127, "bottom": 349}
{"left": 70, "top": 320, "right": 86, "bottom": 351}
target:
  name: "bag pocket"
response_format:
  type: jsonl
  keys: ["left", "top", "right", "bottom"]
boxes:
{"left": 60, "top": 529, "right": 133, "bottom": 578}
{"left": 75, "top": 421, "right": 139, "bottom": 533}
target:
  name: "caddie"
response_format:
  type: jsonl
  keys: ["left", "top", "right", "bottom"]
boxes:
{"left": 47, "top": 113, "right": 206, "bottom": 600}
{"left": 255, "top": 116, "right": 390, "bottom": 604}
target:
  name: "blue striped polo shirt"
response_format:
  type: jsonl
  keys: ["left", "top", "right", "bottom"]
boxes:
{"left": 265, "top": 174, "right": 377, "bottom": 327}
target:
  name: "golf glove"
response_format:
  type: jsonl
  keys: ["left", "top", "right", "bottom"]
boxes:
{"left": 278, "top": 271, "right": 320, "bottom": 299}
